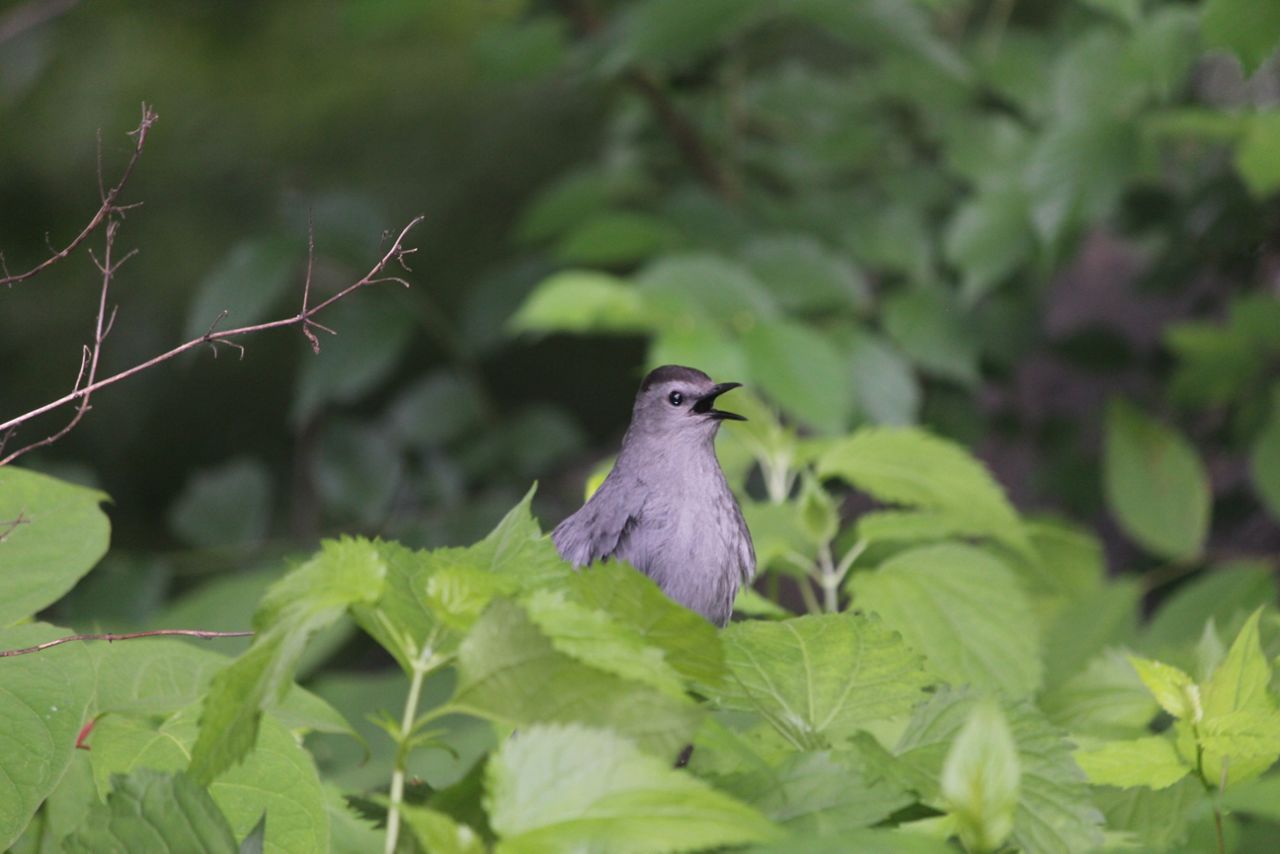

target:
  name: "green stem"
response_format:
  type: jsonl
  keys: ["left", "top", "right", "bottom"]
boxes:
{"left": 817, "top": 544, "right": 839, "bottom": 613}
{"left": 385, "top": 638, "right": 444, "bottom": 854}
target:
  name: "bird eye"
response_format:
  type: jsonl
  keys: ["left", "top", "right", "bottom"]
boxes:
{"left": 668, "top": 391, "right": 684, "bottom": 406}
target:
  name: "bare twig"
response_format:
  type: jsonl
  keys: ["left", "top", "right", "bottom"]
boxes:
{"left": 0, "top": 628, "right": 254, "bottom": 658}
{"left": 0, "top": 512, "right": 30, "bottom": 543}
{"left": 0, "top": 216, "right": 425, "bottom": 465}
{"left": 0, "top": 103, "right": 156, "bottom": 288}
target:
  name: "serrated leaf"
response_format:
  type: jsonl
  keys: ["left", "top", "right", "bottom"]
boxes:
{"left": 1178, "top": 709, "right": 1280, "bottom": 787}
{"left": 818, "top": 428, "right": 1031, "bottom": 557}
{"left": 1204, "top": 608, "right": 1272, "bottom": 719}
{"left": 64, "top": 771, "right": 237, "bottom": 854}
{"left": 485, "top": 723, "right": 778, "bottom": 853}
{"left": 849, "top": 543, "right": 1042, "bottom": 698}
{"left": 0, "top": 623, "right": 95, "bottom": 851}
{"left": 189, "top": 538, "right": 386, "bottom": 783}
{"left": 717, "top": 613, "right": 932, "bottom": 749}
{"left": 1103, "top": 400, "right": 1211, "bottom": 560}
{"left": 1129, "top": 657, "right": 1199, "bottom": 720}
{"left": 510, "top": 270, "right": 653, "bottom": 334}
{"left": 452, "top": 599, "right": 702, "bottom": 757}
{"left": 853, "top": 509, "right": 968, "bottom": 547}
{"left": 1074, "top": 736, "right": 1190, "bottom": 789}
{"left": 895, "top": 689, "right": 1105, "bottom": 854}
{"left": 941, "top": 701, "right": 1020, "bottom": 853}
{"left": 0, "top": 467, "right": 110, "bottom": 627}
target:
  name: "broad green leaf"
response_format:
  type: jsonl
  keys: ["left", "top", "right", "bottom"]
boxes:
{"left": 425, "top": 564, "right": 520, "bottom": 633}
{"left": 1094, "top": 777, "right": 1203, "bottom": 851}
{"left": 183, "top": 237, "right": 301, "bottom": 338}
{"left": 1177, "top": 709, "right": 1280, "bottom": 787}
{"left": 386, "top": 371, "right": 484, "bottom": 450}
{"left": 943, "top": 185, "right": 1034, "bottom": 304}
{"left": 1143, "top": 562, "right": 1277, "bottom": 653}
{"left": 840, "top": 328, "right": 920, "bottom": 426}
{"left": 1041, "top": 580, "right": 1140, "bottom": 689}
{"left": 881, "top": 289, "right": 980, "bottom": 385}
{"left": 554, "top": 211, "right": 681, "bottom": 265}
{"left": 818, "top": 427, "right": 1031, "bottom": 557}
{"left": 452, "top": 599, "right": 702, "bottom": 757}
{"left": 637, "top": 254, "right": 776, "bottom": 323}
{"left": 1202, "top": 0, "right": 1280, "bottom": 74}
{"left": 1203, "top": 608, "right": 1272, "bottom": 719}
{"left": 1236, "top": 111, "right": 1280, "bottom": 198}
{"left": 1129, "top": 657, "right": 1199, "bottom": 721}
{"left": 717, "top": 612, "right": 932, "bottom": 749}
{"left": 0, "top": 467, "right": 110, "bottom": 627}
{"left": 168, "top": 458, "right": 272, "bottom": 549}
{"left": 1024, "top": 118, "right": 1137, "bottom": 245}
{"left": 485, "top": 723, "right": 778, "bottom": 853}
{"left": 0, "top": 623, "right": 95, "bottom": 851}
{"left": 742, "top": 320, "right": 852, "bottom": 434}
{"left": 1023, "top": 519, "right": 1106, "bottom": 598}
{"left": 716, "top": 749, "right": 912, "bottom": 834}
{"left": 1166, "top": 297, "right": 1280, "bottom": 407}
{"left": 941, "top": 701, "right": 1020, "bottom": 854}
{"left": 740, "top": 235, "right": 870, "bottom": 313}
{"left": 312, "top": 419, "right": 402, "bottom": 526}
{"left": 1251, "top": 387, "right": 1280, "bottom": 519}
{"left": 649, "top": 322, "right": 750, "bottom": 385}
{"left": 399, "top": 804, "right": 484, "bottom": 854}
{"left": 64, "top": 771, "right": 237, "bottom": 854}
{"left": 1040, "top": 650, "right": 1159, "bottom": 739}
{"left": 1219, "top": 774, "right": 1280, "bottom": 820}
{"left": 1103, "top": 400, "right": 1210, "bottom": 560}
{"left": 88, "top": 710, "right": 329, "bottom": 853}
{"left": 515, "top": 169, "right": 618, "bottom": 243}
{"left": 895, "top": 689, "right": 1104, "bottom": 854}
{"left": 189, "top": 538, "right": 386, "bottom": 783}
{"left": 510, "top": 270, "right": 652, "bottom": 334}
{"left": 558, "top": 561, "right": 725, "bottom": 688}
{"left": 854, "top": 509, "right": 968, "bottom": 547}
{"left": 1074, "top": 736, "right": 1190, "bottom": 789}
{"left": 849, "top": 544, "right": 1042, "bottom": 698}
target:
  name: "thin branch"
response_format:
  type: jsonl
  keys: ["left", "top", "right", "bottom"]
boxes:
{"left": 0, "top": 512, "right": 30, "bottom": 543}
{"left": 0, "top": 218, "right": 127, "bottom": 465}
{"left": 0, "top": 216, "right": 425, "bottom": 464}
{"left": 0, "top": 103, "right": 156, "bottom": 288}
{"left": 0, "top": 629, "right": 254, "bottom": 658}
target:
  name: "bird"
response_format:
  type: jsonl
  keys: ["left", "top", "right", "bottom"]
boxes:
{"left": 552, "top": 364, "right": 755, "bottom": 627}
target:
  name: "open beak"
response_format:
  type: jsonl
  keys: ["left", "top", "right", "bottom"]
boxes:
{"left": 692, "top": 382, "right": 746, "bottom": 421}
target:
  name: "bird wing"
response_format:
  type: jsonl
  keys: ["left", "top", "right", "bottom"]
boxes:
{"left": 551, "top": 476, "right": 641, "bottom": 567}
{"left": 732, "top": 500, "right": 756, "bottom": 585}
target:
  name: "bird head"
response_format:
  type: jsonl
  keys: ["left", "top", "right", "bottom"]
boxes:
{"left": 629, "top": 365, "right": 746, "bottom": 441}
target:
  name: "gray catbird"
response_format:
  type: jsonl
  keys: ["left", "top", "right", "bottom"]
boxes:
{"left": 553, "top": 365, "right": 756, "bottom": 627}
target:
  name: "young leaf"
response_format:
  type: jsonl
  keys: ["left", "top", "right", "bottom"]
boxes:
{"left": 817, "top": 428, "right": 1032, "bottom": 557}
{"left": 717, "top": 613, "right": 932, "bottom": 748}
{"left": 63, "top": 771, "right": 238, "bottom": 854}
{"left": 848, "top": 544, "right": 1042, "bottom": 698}
{"left": 1128, "top": 657, "right": 1199, "bottom": 721}
{"left": 0, "top": 623, "right": 95, "bottom": 851}
{"left": 1143, "top": 562, "right": 1277, "bottom": 653}
{"left": 1074, "top": 736, "right": 1190, "bottom": 789}
{"left": 1179, "top": 709, "right": 1280, "bottom": 787}
{"left": 1203, "top": 608, "right": 1272, "bottom": 719}
{"left": 0, "top": 467, "right": 110, "bottom": 627}
{"left": 1103, "top": 400, "right": 1210, "bottom": 560}
{"left": 940, "top": 701, "right": 1020, "bottom": 854}
{"left": 484, "top": 724, "right": 779, "bottom": 852}
{"left": 189, "top": 538, "right": 386, "bottom": 783}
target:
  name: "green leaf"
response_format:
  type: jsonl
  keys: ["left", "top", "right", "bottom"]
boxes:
{"left": 941, "top": 701, "right": 1020, "bottom": 853}
{"left": 485, "top": 723, "right": 778, "bottom": 852}
{"left": 386, "top": 371, "right": 485, "bottom": 449}
{"left": 1203, "top": 608, "right": 1272, "bottom": 719}
{"left": 1178, "top": 709, "right": 1280, "bottom": 787}
{"left": 1219, "top": 774, "right": 1280, "bottom": 820}
{"left": 515, "top": 169, "right": 618, "bottom": 243}
{"left": 510, "top": 270, "right": 652, "bottom": 334}
{"left": 1041, "top": 579, "right": 1140, "bottom": 689}
{"left": 613, "top": 0, "right": 764, "bottom": 68}
{"left": 1074, "top": 736, "right": 1190, "bottom": 789}
{"left": 1024, "top": 118, "right": 1137, "bottom": 246}
{"left": 167, "top": 458, "right": 272, "bottom": 549}
{"left": 452, "top": 599, "right": 702, "bottom": 757}
{"left": 848, "top": 544, "right": 1042, "bottom": 698}
{"left": 895, "top": 689, "right": 1104, "bottom": 854}
{"left": 0, "top": 623, "right": 95, "bottom": 851}
{"left": 554, "top": 210, "right": 682, "bottom": 265}
{"left": 881, "top": 289, "right": 980, "bottom": 385}
{"left": 1143, "top": 562, "right": 1277, "bottom": 653}
{"left": 943, "top": 185, "right": 1034, "bottom": 304}
{"left": 64, "top": 771, "right": 237, "bottom": 854}
{"left": 817, "top": 427, "right": 1032, "bottom": 557}
{"left": 1129, "top": 657, "right": 1199, "bottom": 720}
{"left": 0, "top": 467, "right": 110, "bottom": 627}
{"left": 716, "top": 749, "right": 913, "bottom": 834}
{"left": 1103, "top": 400, "right": 1211, "bottom": 560}
{"left": 1041, "top": 650, "right": 1159, "bottom": 739}
{"left": 313, "top": 419, "right": 401, "bottom": 526}
{"left": 742, "top": 320, "right": 853, "bottom": 434}
{"left": 854, "top": 509, "right": 968, "bottom": 547}
{"left": 1078, "top": 0, "right": 1142, "bottom": 26}
{"left": 842, "top": 328, "right": 921, "bottom": 426}
{"left": 1095, "top": 777, "right": 1203, "bottom": 851}
{"left": 740, "top": 235, "right": 870, "bottom": 313}
{"left": 1202, "top": 0, "right": 1280, "bottom": 74}
{"left": 399, "top": 803, "right": 484, "bottom": 854}
{"left": 717, "top": 613, "right": 932, "bottom": 749}
{"left": 1236, "top": 111, "right": 1280, "bottom": 197}
{"left": 183, "top": 237, "right": 301, "bottom": 338}
{"left": 1251, "top": 387, "right": 1280, "bottom": 520}
{"left": 638, "top": 254, "right": 776, "bottom": 324}
{"left": 1024, "top": 519, "right": 1106, "bottom": 598}
{"left": 189, "top": 538, "right": 386, "bottom": 783}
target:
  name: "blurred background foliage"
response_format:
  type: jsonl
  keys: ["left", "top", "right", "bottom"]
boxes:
{"left": 1, "top": 0, "right": 1278, "bottom": 630}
